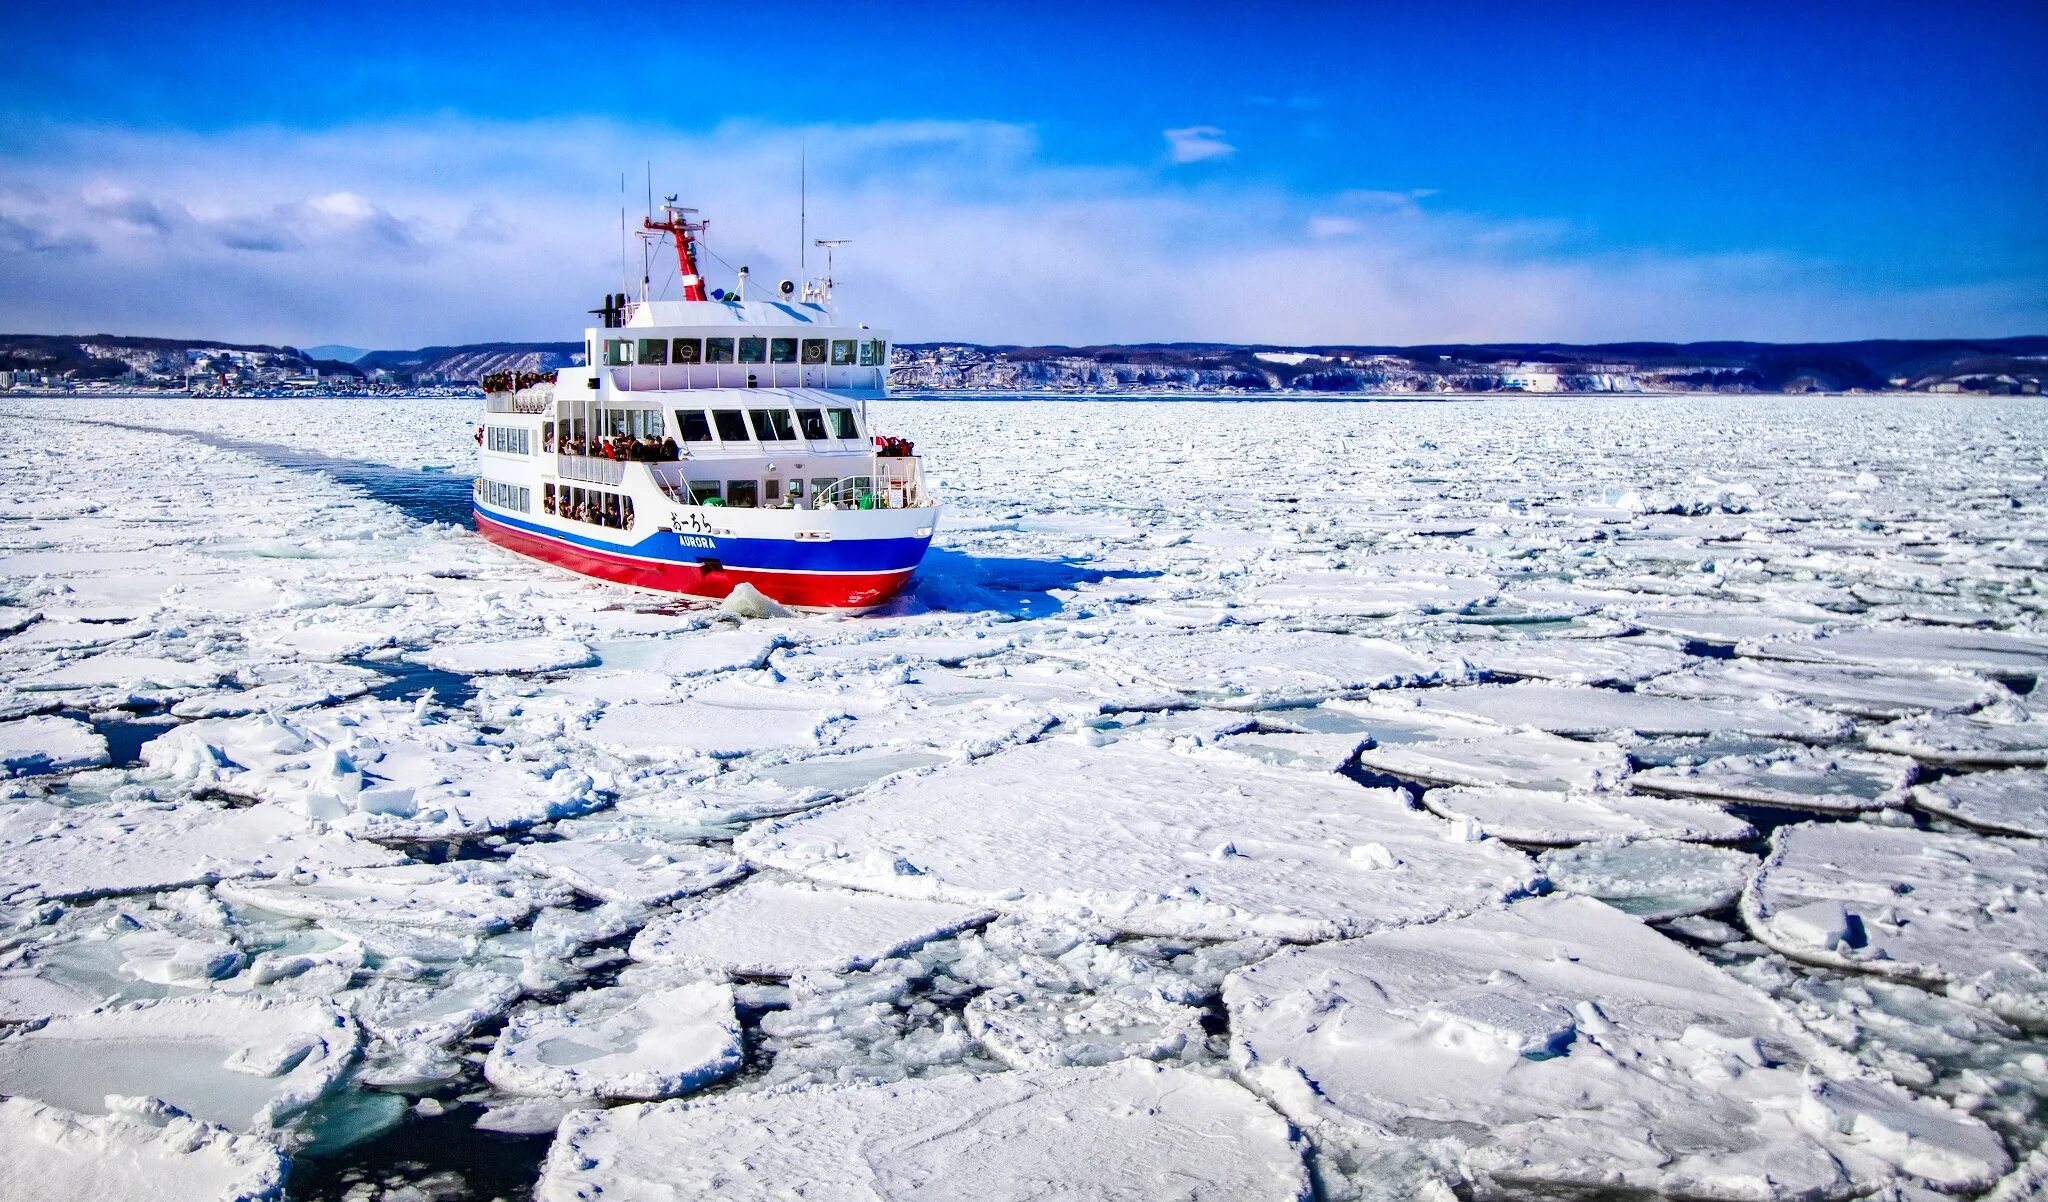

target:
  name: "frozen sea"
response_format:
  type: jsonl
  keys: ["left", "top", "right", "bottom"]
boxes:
{"left": 2, "top": 392, "right": 2047, "bottom": 1200}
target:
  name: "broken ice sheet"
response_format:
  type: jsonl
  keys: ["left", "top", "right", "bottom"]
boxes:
{"left": 412, "top": 636, "right": 596, "bottom": 675}
{"left": 1744, "top": 822, "right": 2048, "bottom": 1026}
{"left": 1631, "top": 747, "right": 1916, "bottom": 813}
{"left": 537, "top": 1060, "right": 1310, "bottom": 1202}
{"left": 1867, "top": 702, "right": 2048, "bottom": 767}
{"left": 1910, "top": 768, "right": 2048, "bottom": 837}
{"left": 1745, "top": 623, "right": 2048, "bottom": 680}
{"left": 1538, "top": 839, "right": 1758, "bottom": 919}
{"left": 1419, "top": 784, "right": 1752, "bottom": 846}
{"left": 964, "top": 988, "right": 1207, "bottom": 1070}
{"left": 1354, "top": 726, "right": 1630, "bottom": 792}
{"left": 0, "top": 993, "right": 359, "bottom": 1139}
{"left": 216, "top": 861, "right": 574, "bottom": 934}
{"left": 0, "top": 715, "right": 109, "bottom": 777}
{"left": 141, "top": 699, "right": 606, "bottom": 840}
{"left": 1641, "top": 657, "right": 2005, "bottom": 719}
{"left": 485, "top": 978, "right": 742, "bottom": 1101}
{"left": 507, "top": 816, "right": 745, "bottom": 906}
{"left": 1226, "top": 894, "right": 2009, "bottom": 1200}
{"left": 629, "top": 876, "right": 990, "bottom": 978}
{"left": 0, "top": 1095, "right": 288, "bottom": 1202}
{"left": 1376, "top": 681, "right": 1849, "bottom": 740}
{"left": 740, "top": 735, "right": 1540, "bottom": 941}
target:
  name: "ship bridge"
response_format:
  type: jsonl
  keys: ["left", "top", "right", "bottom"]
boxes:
{"left": 588, "top": 299, "right": 891, "bottom": 393}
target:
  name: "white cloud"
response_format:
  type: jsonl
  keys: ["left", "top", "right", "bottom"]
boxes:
{"left": 1162, "top": 126, "right": 1235, "bottom": 164}
{"left": 0, "top": 116, "right": 2037, "bottom": 348}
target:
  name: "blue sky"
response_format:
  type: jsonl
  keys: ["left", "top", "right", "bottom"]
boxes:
{"left": 1, "top": 0, "right": 2042, "bottom": 346}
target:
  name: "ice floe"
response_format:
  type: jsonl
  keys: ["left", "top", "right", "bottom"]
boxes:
{"left": 217, "top": 861, "right": 573, "bottom": 934}
{"left": 536, "top": 1060, "right": 1310, "bottom": 1201}
{"left": 0, "top": 1096, "right": 288, "bottom": 1202}
{"left": 1376, "top": 681, "right": 1849, "bottom": 739}
{"left": 1419, "top": 784, "right": 1752, "bottom": 845}
{"left": 0, "top": 715, "right": 109, "bottom": 777}
{"left": 1868, "top": 703, "right": 2048, "bottom": 767}
{"left": 0, "top": 993, "right": 359, "bottom": 1138}
{"left": 414, "top": 637, "right": 595, "bottom": 675}
{"left": 1744, "top": 822, "right": 2048, "bottom": 1025}
{"left": 629, "top": 876, "right": 990, "bottom": 977}
{"left": 1642, "top": 658, "right": 2004, "bottom": 719}
{"left": 485, "top": 978, "right": 741, "bottom": 1101}
{"left": 1910, "top": 768, "right": 2048, "bottom": 836}
{"left": 1226, "top": 894, "right": 2009, "bottom": 1199}
{"left": 1631, "top": 747, "right": 1917, "bottom": 812}
{"left": 507, "top": 819, "right": 745, "bottom": 906}
{"left": 1355, "top": 727, "right": 1630, "bottom": 792}
{"left": 1538, "top": 839, "right": 1758, "bottom": 919}
{"left": 740, "top": 736, "right": 1540, "bottom": 941}
{"left": 1747, "top": 624, "right": 2048, "bottom": 680}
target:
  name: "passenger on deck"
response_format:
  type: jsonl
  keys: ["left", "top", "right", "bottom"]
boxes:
{"left": 660, "top": 436, "right": 679, "bottom": 460}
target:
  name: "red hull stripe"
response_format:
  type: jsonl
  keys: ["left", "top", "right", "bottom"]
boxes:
{"left": 474, "top": 511, "right": 915, "bottom": 609}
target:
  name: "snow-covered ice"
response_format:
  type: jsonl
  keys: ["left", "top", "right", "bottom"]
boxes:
{"left": 536, "top": 1060, "right": 1310, "bottom": 1201}
{"left": 1227, "top": 895, "right": 2009, "bottom": 1199}
{"left": 740, "top": 736, "right": 1541, "bottom": 940}
{"left": 484, "top": 979, "right": 742, "bottom": 1100}
{"left": 629, "top": 876, "right": 991, "bottom": 977}
{"left": 8, "top": 393, "right": 2048, "bottom": 1197}
{"left": 1745, "top": 822, "right": 2048, "bottom": 1025}
{"left": 0, "top": 1096, "right": 288, "bottom": 1202}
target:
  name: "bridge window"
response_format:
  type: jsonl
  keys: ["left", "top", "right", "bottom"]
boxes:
{"left": 712, "top": 410, "right": 749, "bottom": 441}
{"left": 795, "top": 408, "right": 828, "bottom": 439}
{"left": 675, "top": 410, "right": 714, "bottom": 442}
{"left": 738, "top": 337, "right": 767, "bottom": 364}
{"left": 637, "top": 338, "right": 668, "bottom": 365}
{"left": 828, "top": 407, "right": 859, "bottom": 438}
{"left": 672, "top": 338, "right": 702, "bottom": 364}
{"left": 769, "top": 338, "right": 797, "bottom": 364}
{"left": 857, "top": 339, "right": 884, "bottom": 367}
{"left": 801, "top": 339, "right": 827, "bottom": 365}
{"left": 749, "top": 408, "right": 797, "bottom": 441}
{"left": 706, "top": 337, "right": 735, "bottom": 363}
{"left": 605, "top": 339, "right": 632, "bottom": 366}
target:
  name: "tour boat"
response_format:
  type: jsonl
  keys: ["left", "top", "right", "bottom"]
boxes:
{"left": 471, "top": 197, "right": 935, "bottom": 610}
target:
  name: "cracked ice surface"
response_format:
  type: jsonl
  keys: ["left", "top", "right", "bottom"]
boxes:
{"left": 4, "top": 395, "right": 2048, "bottom": 1198}
{"left": 537, "top": 1060, "right": 1311, "bottom": 1201}
{"left": 1226, "top": 895, "right": 2010, "bottom": 1199}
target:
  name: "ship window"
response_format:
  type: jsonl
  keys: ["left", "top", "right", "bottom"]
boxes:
{"left": 727, "top": 480, "right": 759, "bottom": 508}
{"left": 676, "top": 410, "right": 713, "bottom": 442}
{"left": 706, "top": 337, "right": 735, "bottom": 363}
{"left": 828, "top": 407, "right": 859, "bottom": 438}
{"left": 749, "top": 408, "right": 797, "bottom": 441}
{"left": 800, "top": 339, "right": 827, "bottom": 364}
{"left": 712, "top": 410, "right": 749, "bottom": 441}
{"left": 690, "top": 481, "right": 722, "bottom": 504}
{"left": 811, "top": 477, "right": 839, "bottom": 506}
{"left": 765, "top": 478, "right": 781, "bottom": 501}
{"left": 795, "top": 408, "right": 828, "bottom": 440}
{"left": 858, "top": 339, "right": 882, "bottom": 367}
{"left": 604, "top": 339, "right": 632, "bottom": 366}
{"left": 672, "top": 338, "right": 702, "bottom": 364}
{"left": 769, "top": 338, "right": 797, "bottom": 364}
{"left": 831, "top": 339, "right": 855, "bottom": 365}
{"left": 637, "top": 338, "right": 668, "bottom": 365}
{"left": 738, "top": 337, "right": 767, "bottom": 364}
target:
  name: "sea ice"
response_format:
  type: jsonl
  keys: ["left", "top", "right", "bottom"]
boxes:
{"left": 484, "top": 979, "right": 742, "bottom": 1101}
{"left": 1538, "top": 839, "right": 1758, "bottom": 919}
{"left": 216, "top": 861, "right": 573, "bottom": 934}
{"left": 0, "top": 993, "right": 359, "bottom": 1137}
{"left": 1747, "top": 624, "right": 2048, "bottom": 680}
{"left": 1631, "top": 747, "right": 1916, "bottom": 812}
{"left": 0, "top": 797, "right": 399, "bottom": 904}
{"left": 1867, "top": 703, "right": 2048, "bottom": 767}
{"left": 964, "top": 988, "right": 1207, "bottom": 1069}
{"left": 629, "top": 876, "right": 990, "bottom": 977}
{"left": 507, "top": 819, "right": 745, "bottom": 906}
{"left": 1354, "top": 728, "right": 1630, "bottom": 792}
{"left": 536, "top": 1060, "right": 1310, "bottom": 1201}
{"left": 1910, "top": 768, "right": 2048, "bottom": 837}
{"left": 0, "top": 1096, "right": 288, "bottom": 1202}
{"left": 141, "top": 701, "right": 605, "bottom": 839}
{"left": 1226, "top": 894, "right": 2009, "bottom": 1199}
{"left": 0, "top": 715, "right": 109, "bottom": 777}
{"left": 1419, "top": 784, "right": 1752, "bottom": 845}
{"left": 1642, "top": 658, "right": 2004, "bottom": 719}
{"left": 1450, "top": 636, "right": 1687, "bottom": 685}
{"left": 1376, "top": 681, "right": 1849, "bottom": 739}
{"left": 414, "top": 637, "right": 596, "bottom": 675}
{"left": 739, "top": 736, "right": 1540, "bottom": 941}
{"left": 1745, "top": 822, "right": 2048, "bottom": 1025}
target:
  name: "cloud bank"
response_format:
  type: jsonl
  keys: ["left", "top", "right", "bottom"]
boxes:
{"left": 0, "top": 117, "right": 2039, "bottom": 348}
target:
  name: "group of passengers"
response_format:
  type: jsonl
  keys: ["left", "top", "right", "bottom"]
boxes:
{"left": 544, "top": 431, "right": 681, "bottom": 462}
{"left": 542, "top": 487, "right": 634, "bottom": 530}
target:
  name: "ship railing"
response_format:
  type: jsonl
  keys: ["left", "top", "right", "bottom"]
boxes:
{"left": 556, "top": 454, "right": 625, "bottom": 485}
{"left": 813, "top": 459, "right": 928, "bottom": 511}
{"left": 484, "top": 392, "right": 552, "bottom": 414}
{"left": 607, "top": 364, "right": 887, "bottom": 392}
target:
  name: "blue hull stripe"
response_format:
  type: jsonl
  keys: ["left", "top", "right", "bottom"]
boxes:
{"left": 477, "top": 505, "right": 932, "bottom": 574}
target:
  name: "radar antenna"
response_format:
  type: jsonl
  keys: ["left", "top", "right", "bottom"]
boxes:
{"left": 809, "top": 238, "right": 851, "bottom": 303}
{"left": 641, "top": 196, "right": 709, "bottom": 301}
